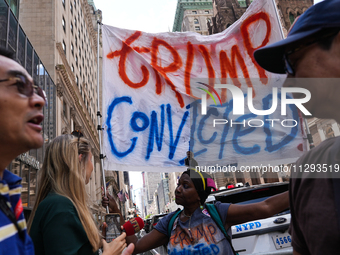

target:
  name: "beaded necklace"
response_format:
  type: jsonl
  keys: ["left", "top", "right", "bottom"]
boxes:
{"left": 182, "top": 210, "right": 195, "bottom": 243}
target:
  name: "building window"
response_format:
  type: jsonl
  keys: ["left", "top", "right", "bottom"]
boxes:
{"left": 75, "top": 36, "right": 77, "bottom": 46}
{"left": 70, "top": 22, "right": 73, "bottom": 34}
{"left": 63, "top": 101, "right": 67, "bottom": 117}
{"left": 70, "top": 3, "right": 73, "bottom": 14}
{"left": 71, "top": 43, "right": 74, "bottom": 55}
{"left": 79, "top": 66, "right": 82, "bottom": 76}
{"left": 62, "top": 17, "right": 66, "bottom": 33}
{"left": 74, "top": 0, "right": 76, "bottom": 9}
{"left": 62, "top": 0, "right": 65, "bottom": 9}
{"left": 205, "top": 10, "right": 209, "bottom": 14}
{"left": 324, "top": 125, "right": 335, "bottom": 139}
{"left": 194, "top": 19, "right": 199, "bottom": 24}
{"left": 192, "top": 11, "right": 197, "bottom": 14}
{"left": 75, "top": 55, "right": 78, "bottom": 66}
{"left": 71, "top": 64, "right": 74, "bottom": 72}
{"left": 74, "top": 18, "right": 77, "bottom": 27}
{"left": 195, "top": 26, "right": 200, "bottom": 31}
{"left": 76, "top": 75, "right": 79, "bottom": 86}
{"left": 62, "top": 40, "right": 66, "bottom": 55}
{"left": 289, "top": 12, "right": 295, "bottom": 25}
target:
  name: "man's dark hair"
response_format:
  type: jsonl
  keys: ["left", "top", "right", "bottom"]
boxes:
{"left": 317, "top": 27, "right": 340, "bottom": 51}
{"left": 0, "top": 47, "right": 15, "bottom": 59}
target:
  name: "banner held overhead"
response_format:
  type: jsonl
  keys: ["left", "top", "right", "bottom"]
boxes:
{"left": 102, "top": 0, "right": 305, "bottom": 172}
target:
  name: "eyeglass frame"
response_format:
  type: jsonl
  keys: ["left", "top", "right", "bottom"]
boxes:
{"left": 283, "top": 30, "right": 340, "bottom": 76}
{"left": 0, "top": 75, "right": 46, "bottom": 102}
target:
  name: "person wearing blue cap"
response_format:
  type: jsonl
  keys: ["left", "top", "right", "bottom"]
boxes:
{"left": 254, "top": 0, "right": 340, "bottom": 254}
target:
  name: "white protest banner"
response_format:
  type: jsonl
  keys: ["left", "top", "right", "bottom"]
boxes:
{"left": 102, "top": 0, "right": 306, "bottom": 172}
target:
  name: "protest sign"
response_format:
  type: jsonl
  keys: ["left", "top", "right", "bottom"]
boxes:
{"left": 102, "top": 0, "right": 305, "bottom": 172}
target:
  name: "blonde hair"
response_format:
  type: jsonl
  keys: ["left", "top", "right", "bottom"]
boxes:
{"left": 28, "top": 134, "right": 100, "bottom": 251}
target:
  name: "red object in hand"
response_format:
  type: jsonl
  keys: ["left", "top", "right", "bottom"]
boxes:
{"left": 123, "top": 217, "right": 145, "bottom": 236}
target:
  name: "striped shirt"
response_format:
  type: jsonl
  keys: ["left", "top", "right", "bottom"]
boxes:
{"left": 0, "top": 170, "right": 34, "bottom": 255}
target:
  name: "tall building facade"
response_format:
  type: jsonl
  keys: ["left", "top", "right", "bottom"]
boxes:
{"left": 275, "top": 0, "right": 313, "bottom": 31}
{"left": 210, "top": 0, "right": 313, "bottom": 34}
{"left": 167, "top": 172, "right": 182, "bottom": 212}
{"left": 144, "top": 172, "right": 162, "bottom": 205}
{"left": 18, "top": 0, "right": 104, "bottom": 223}
{"left": 210, "top": 0, "right": 252, "bottom": 34}
{"left": 173, "top": 0, "right": 213, "bottom": 35}
{"left": 143, "top": 172, "right": 161, "bottom": 215}
{"left": 1, "top": 0, "right": 57, "bottom": 219}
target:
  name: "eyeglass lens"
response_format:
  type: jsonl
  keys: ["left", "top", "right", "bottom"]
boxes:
{"left": 284, "top": 56, "right": 295, "bottom": 76}
{"left": 15, "top": 75, "right": 46, "bottom": 101}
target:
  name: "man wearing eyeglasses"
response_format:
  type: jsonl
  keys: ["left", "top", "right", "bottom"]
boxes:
{"left": 254, "top": 0, "right": 340, "bottom": 254}
{"left": 0, "top": 47, "right": 45, "bottom": 254}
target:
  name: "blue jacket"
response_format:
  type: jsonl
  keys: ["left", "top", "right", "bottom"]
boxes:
{"left": 0, "top": 170, "right": 34, "bottom": 255}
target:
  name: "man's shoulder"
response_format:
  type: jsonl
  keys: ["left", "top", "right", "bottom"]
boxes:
{"left": 1, "top": 170, "right": 21, "bottom": 185}
{"left": 297, "top": 137, "right": 338, "bottom": 164}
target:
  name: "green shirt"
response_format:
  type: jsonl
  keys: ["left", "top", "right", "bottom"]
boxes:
{"left": 30, "top": 193, "right": 98, "bottom": 255}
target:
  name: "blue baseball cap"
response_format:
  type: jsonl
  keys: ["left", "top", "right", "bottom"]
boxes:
{"left": 254, "top": 0, "right": 340, "bottom": 74}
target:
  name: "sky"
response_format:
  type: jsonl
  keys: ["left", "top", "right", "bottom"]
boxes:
{"left": 94, "top": 0, "right": 178, "bottom": 33}
{"left": 94, "top": 0, "right": 323, "bottom": 208}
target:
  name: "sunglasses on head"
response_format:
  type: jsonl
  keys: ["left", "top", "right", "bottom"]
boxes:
{"left": 71, "top": 130, "right": 84, "bottom": 138}
{"left": 71, "top": 130, "right": 84, "bottom": 148}
{"left": 0, "top": 74, "right": 46, "bottom": 101}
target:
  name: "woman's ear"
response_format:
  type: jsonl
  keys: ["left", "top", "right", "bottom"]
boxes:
{"left": 78, "top": 154, "right": 83, "bottom": 162}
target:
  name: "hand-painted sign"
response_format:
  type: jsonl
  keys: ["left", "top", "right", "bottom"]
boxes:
{"left": 102, "top": 0, "right": 305, "bottom": 172}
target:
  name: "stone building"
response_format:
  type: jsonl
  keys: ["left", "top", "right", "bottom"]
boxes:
{"left": 142, "top": 172, "right": 158, "bottom": 215}
{"left": 210, "top": 0, "right": 252, "bottom": 34}
{"left": 167, "top": 171, "right": 183, "bottom": 212}
{"left": 173, "top": 0, "right": 213, "bottom": 35}
{"left": 276, "top": 0, "right": 313, "bottom": 31}
{"left": 18, "top": 0, "right": 105, "bottom": 223}
{"left": 210, "top": 0, "right": 313, "bottom": 34}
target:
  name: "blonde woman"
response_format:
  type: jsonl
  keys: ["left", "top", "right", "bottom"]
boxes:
{"left": 28, "top": 134, "right": 134, "bottom": 255}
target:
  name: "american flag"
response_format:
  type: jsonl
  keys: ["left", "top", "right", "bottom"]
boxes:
{"left": 117, "top": 190, "right": 124, "bottom": 202}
